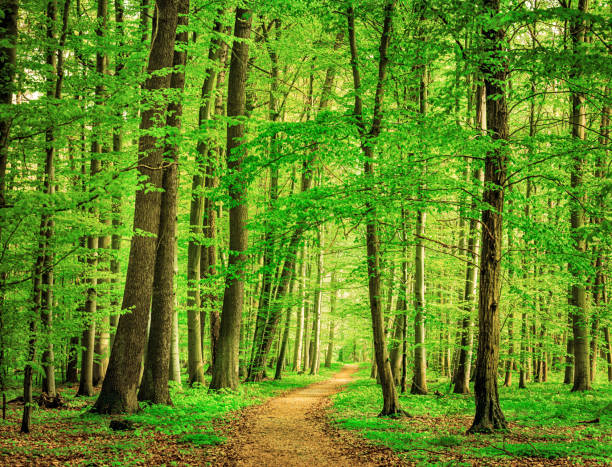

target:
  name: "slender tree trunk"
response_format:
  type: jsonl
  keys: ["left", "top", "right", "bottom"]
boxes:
{"left": 309, "top": 228, "right": 323, "bottom": 375}
{"left": 604, "top": 327, "right": 612, "bottom": 382}
{"left": 274, "top": 276, "right": 294, "bottom": 380}
{"left": 209, "top": 8, "right": 252, "bottom": 390}
{"left": 91, "top": 0, "right": 109, "bottom": 388}
{"left": 411, "top": 208, "right": 427, "bottom": 395}
{"left": 468, "top": 0, "right": 509, "bottom": 433}
{"left": 169, "top": 244, "right": 181, "bottom": 384}
{"left": 347, "top": 0, "right": 402, "bottom": 416}
{"left": 92, "top": 0, "right": 179, "bottom": 414}
{"left": 186, "top": 17, "right": 225, "bottom": 385}
{"left": 293, "top": 246, "right": 307, "bottom": 371}
{"left": 325, "top": 271, "right": 337, "bottom": 368}
{"left": 40, "top": 0, "right": 70, "bottom": 398}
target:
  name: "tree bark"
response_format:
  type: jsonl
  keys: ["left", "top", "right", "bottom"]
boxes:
{"left": 209, "top": 8, "right": 252, "bottom": 391}
{"left": 293, "top": 245, "right": 307, "bottom": 371}
{"left": 138, "top": 0, "right": 188, "bottom": 404}
{"left": 347, "top": 0, "right": 402, "bottom": 417}
{"left": 324, "top": 271, "right": 337, "bottom": 368}
{"left": 186, "top": 15, "right": 225, "bottom": 385}
{"left": 468, "top": 0, "right": 509, "bottom": 434}
{"left": 92, "top": 0, "right": 179, "bottom": 414}
{"left": 309, "top": 228, "right": 324, "bottom": 375}
{"left": 568, "top": 0, "right": 591, "bottom": 393}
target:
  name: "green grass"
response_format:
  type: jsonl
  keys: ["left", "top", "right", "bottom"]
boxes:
{"left": 331, "top": 365, "right": 612, "bottom": 465}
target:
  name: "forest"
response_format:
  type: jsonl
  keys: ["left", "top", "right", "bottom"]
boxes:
{"left": 0, "top": 0, "right": 610, "bottom": 464}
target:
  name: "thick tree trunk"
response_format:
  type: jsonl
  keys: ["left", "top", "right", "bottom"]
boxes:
{"left": 468, "top": 0, "right": 508, "bottom": 433}
{"left": 138, "top": 0, "right": 188, "bottom": 404}
{"left": 0, "top": 0, "right": 18, "bottom": 400}
{"left": 209, "top": 8, "right": 252, "bottom": 391}
{"left": 92, "top": 0, "right": 179, "bottom": 414}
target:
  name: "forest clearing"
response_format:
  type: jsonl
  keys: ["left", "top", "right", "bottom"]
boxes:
{"left": 0, "top": 0, "right": 610, "bottom": 465}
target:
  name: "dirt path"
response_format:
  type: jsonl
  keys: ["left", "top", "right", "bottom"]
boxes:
{"left": 209, "top": 364, "right": 404, "bottom": 466}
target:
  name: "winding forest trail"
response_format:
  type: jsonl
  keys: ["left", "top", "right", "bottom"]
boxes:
{"left": 209, "top": 364, "right": 404, "bottom": 466}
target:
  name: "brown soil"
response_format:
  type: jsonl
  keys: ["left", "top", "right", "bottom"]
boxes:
{"left": 208, "top": 364, "right": 406, "bottom": 466}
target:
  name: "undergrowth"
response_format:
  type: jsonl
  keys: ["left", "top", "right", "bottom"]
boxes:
{"left": 331, "top": 365, "right": 611, "bottom": 465}
{"left": 0, "top": 364, "right": 341, "bottom": 465}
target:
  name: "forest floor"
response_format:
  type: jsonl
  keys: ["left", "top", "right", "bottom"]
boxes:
{"left": 331, "top": 365, "right": 612, "bottom": 466}
{"left": 0, "top": 365, "right": 344, "bottom": 465}
{"left": 206, "top": 364, "right": 403, "bottom": 466}
{"left": 1, "top": 365, "right": 610, "bottom": 465}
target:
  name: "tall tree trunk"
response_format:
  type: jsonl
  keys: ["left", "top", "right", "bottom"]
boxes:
{"left": 347, "top": 0, "right": 402, "bottom": 417}
{"left": 0, "top": 0, "right": 18, "bottom": 401}
{"left": 325, "top": 271, "right": 337, "bottom": 368}
{"left": 91, "top": 0, "right": 109, "bottom": 389}
{"left": 567, "top": 0, "right": 591, "bottom": 393}
{"left": 274, "top": 274, "right": 294, "bottom": 380}
{"left": 293, "top": 246, "right": 307, "bottom": 371}
{"left": 92, "top": 0, "right": 179, "bottom": 414}
{"left": 411, "top": 207, "right": 427, "bottom": 395}
{"left": 604, "top": 327, "right": 612, "bottom": 382}
{"left": 40, "top": 0, "right": 70, "bottom": 398}
{"left": 186, "top": 16, "right": 225, "bottom": 385}
{"left": 468, "top": 0, "right": 509, "bottom": 433}
{"left": 109, "top": 0, "right": 124, "bottom": 349}
{"left": 309, "top": 228, "right": 324, "bottom": 375}
{"left": 209, "top": 8, "right": 252, "bottom": 391}
{"left": 169, "top": 245, "right": 181, "bottom": 384}
{"left": 138, "top": 0, "right": 188, "bottom": 404}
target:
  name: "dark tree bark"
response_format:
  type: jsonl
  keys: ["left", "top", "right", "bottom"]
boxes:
{"left": 209, "top": 8, "right": 252, "bottom": 391}
{"left": 347, "top": 0, "right": 402, "bottom": 417}
{"left": 138, "top": 0, "right": 188, "bottom": 404}
{"left": 0, "top": 0, "right": 18, "bottom": 396}
{"left": 91, "top": 0, "right": 179, "bottom": 414}
{"left": 467, "top": 0, "right": 509, "bottom": 434}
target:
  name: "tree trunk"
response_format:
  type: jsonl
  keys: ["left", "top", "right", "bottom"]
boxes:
{"left": 293, "top": 246, "right": 307, "bottom": 371}
{"left": 324, "top": 271, "right": 337, "bottom": 368}
{"left": 468, "top": 0, "right": 509, "bottom": 433}
{"left": 186, "top": 16, "right": 225, "bottom": 386}
{"left": 568, "top": 0, "right": 591, "bottom": 393}
{"left": 40, "top": 0, "right": 70, "bottom": 399}
{"left": 138, "top": 0, "right": 187, "bottom": 404}
{"left": 0, "top": 0, "right": 18, "bottom": 401}
{"left": 411, "top": 208, "right": 427, "bottom": 395}
{"left": 92, "top": 0, "right": 179, "bottom": 414}
{"left": 604, "top": 327, "right": 612, "bottom": 383}
{"left": 209, "top": 8, "right": 252, "bottom": 391}
{"left": 309, "top": 228, "right": 324, "bottom": 375}
{"left": 274, "top": 278, "right": 294, "bottom": 380}
{"left": 347, "top": 1, "right": 402, "bottom": 416}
